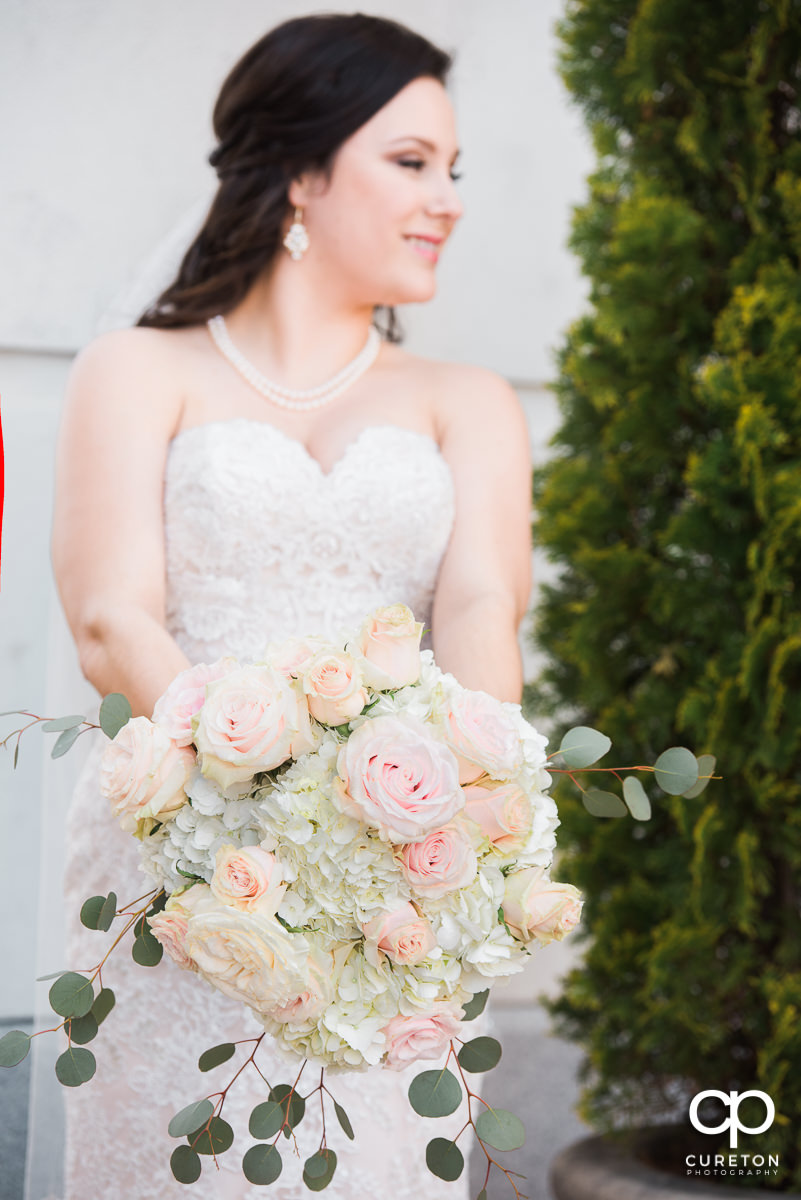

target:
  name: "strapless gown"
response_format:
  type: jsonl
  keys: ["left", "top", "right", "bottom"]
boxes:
{"left": 61, "top": 418, "right": 477, "bottom": 1199}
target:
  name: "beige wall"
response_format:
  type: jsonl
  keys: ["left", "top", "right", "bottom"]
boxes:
{"left": 0, "top": 0, "right": 593, "bottom": 1016}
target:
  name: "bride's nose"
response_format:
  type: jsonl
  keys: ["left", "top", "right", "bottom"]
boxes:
{"left": 426, "top": 175, "right": 464, "bottom": 224}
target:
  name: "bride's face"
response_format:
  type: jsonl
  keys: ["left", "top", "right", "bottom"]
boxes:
{"left": 291, "top": 76, "right": 464, "bottom": 306}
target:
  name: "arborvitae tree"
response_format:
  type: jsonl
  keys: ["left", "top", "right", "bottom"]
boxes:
{"left": 528, "top": 0, "right": 801, "bottom": 1187}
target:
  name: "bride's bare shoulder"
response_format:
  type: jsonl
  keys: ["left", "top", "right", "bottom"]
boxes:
{"left": 384, "top": 343, "right": 524, "bottom": 442}
{"left": 64, "top": 325, "right": 195, "bottom": 440}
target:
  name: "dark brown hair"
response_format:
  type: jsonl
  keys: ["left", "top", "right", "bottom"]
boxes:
{"left": 136, "top": 12, "right": 453, "bottom": 342}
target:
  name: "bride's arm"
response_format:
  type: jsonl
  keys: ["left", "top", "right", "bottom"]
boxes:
{"left": 430, "top": 368, "right": 532, "bottom": 704}
{"left": 51, "top": 329, "right": 192, "bottom": 718}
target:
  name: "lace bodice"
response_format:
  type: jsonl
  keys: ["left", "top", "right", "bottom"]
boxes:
{"left": 163, "top": 418, "right": 455, "bottom": 661}
{"left": 59, "top": 415, "right": 480, "bottom": 1200}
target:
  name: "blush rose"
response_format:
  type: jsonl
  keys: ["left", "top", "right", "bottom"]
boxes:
{"left": 210, "top": 843, "right": 286, "bottom": 914}
{"left": 333, "top": 713, "right": 463, "bottom": 843}
{"left": 502, "top": 866, "right": 584, "bottom": 945}
{"left": 100, "top": 716, "right": 195, "bottom": 836}
{"left": 382, "top": 1004, "right": 463, "bottom": 1070}
{"left": 362, "top": 902, "right": 437, "bottom": 964}
{"left": 399, "top": 824, "right": 478, "bottom": 897}
{"left": 349, "top": 603, "right": 423, "bottom": 690}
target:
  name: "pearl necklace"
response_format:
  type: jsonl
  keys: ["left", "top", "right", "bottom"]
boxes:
{"left": 206, "top": 314, "right": 382, "bottom": 411}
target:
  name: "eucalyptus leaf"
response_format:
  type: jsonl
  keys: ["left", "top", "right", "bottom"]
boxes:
{"left": 0, "top": 1030, "right": 30, "bottom": 1067}
{"left": 42, "top": 714, "right": 85, "bottom": 732}
{"left": 49, "top": 972, "right": 94, "bottom": 1019}
{"left": 303, "top": 1149, "right": 337, "bottom": 1191}
{"left": 79, "top": 896, "right": 105, "bottom": 930}
{"left": 198, "top": 1043, "right": 236, "bottom": 1072}
{"left": 13, "top": 743, "right": 19, "bottom": 769}
{"left": 475, "top": 1107, "right": 526, "bottom": 1151}
{"left": 582, "top": 789, "right": 628, "bottom": 818}
{"left": 478, "top": 1190, "right": 487, "bottom": 1200}
{"left": 132, "top": 932, "right": 163, "bottom": 968}
{"left": 191, "top": 1115, "right": 233, "bottom": 1156}
{"left": 52, "top": 726, "right": 81, "bottom": 758}
{"left": 334, "top": 1100, "right": 354, "bottom": 1140}
{"left": 408, "top": 1069, "right": 462, "bottom": 1117}
{"left": 243, "top": 1143, "right": 282, "bottom": 1185}
{"left": 269, "top": 1083, "right": 305, "bottom": 1129}
{"left": 682, "top": 754, "right": 717, "bottom": 798}
{"left": 168, "top": 1098, "right": 214, "bottom": 1138}
{"left": 66, "top": 1013, "right": 98, "bottom": 1045}
{"left": 55, "top": 1046, "right": 96, "bottom": 1087}
{"left": 99, "top": 692, "right": 132, "bottom": 740}
{"left": 461, "top": 989, "right": 489, "bottom": 1021}
{"left": 170, "top": 1145, "right": 201, "bottom": 1184}
{"left": 98, "top": 892, "right": 117, "bottom": 931}
{"left": 558, "top": 725, "right": 612, "bottom": 768}
{"left": 91, "top": 987, "right": 115, "bottom": 1026}
{"left": 426, "top": 1138, "right": 464, "bottom": 1181}
{"left": 457, "top": 1036, "right": 502, "bottom": 1073}
{"left": 653, "top": 746, "right": 699, "bottom": 795}
{"left": 622, "top": 776, "right": 652, "bottom": 821}
{"left": 249, "top": 1099, "right": 284, "bottom": 1139}
{"left": 36, "top": 970, "right": 69, "bottom": 982}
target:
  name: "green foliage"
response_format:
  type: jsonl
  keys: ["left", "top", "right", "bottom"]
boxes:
{"left": 55, "top": 1047, "right": 96, "bottom": 1087}
{"left": 242, "top": 1143, "right": 282, "bottom": 1185}
{"left": 408, "top": 1069, "right": 462, "bottom": 1117}
{"left": 303, "top": 1149, "right": 337, "bottom": 1191}
{"left": 198, "top": 1043, "right": 235, "bottom": 1072}
{"left": 456, "top": 1037, "right": 502, "bottom": 1074}
{"left": 461, "top": 989, "right": 489, "bottom": 1021}
{"left": 529, "top": 0, "right": 801, "bottom": 1187}
{"left": 426, "top": 1138, "right": 464, "bottom": 1181}
{"left": 0, "top": 1031, "right": 30, "bottom": 1068}
{"left": 170, "top": 1145, "right": 201, "bottom": 1184}
{"left": 475, "top": 1108, "right": 526, "bottom": 1152}
{"left": 49, "top": 973, "right": 94, "bottom": 1019}
{"left": 98, "top": 692, "right": 132, "bottom": 739}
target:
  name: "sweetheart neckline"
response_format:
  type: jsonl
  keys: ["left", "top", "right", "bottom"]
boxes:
{"left": 168, "top": 417, "right": 444, "bottom": 479}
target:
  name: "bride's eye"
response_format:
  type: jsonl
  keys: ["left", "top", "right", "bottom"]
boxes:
{"left": 397, "top": 158, "right": 463, "bottom": 182}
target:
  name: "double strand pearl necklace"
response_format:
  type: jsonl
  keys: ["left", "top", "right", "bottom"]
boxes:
{"left": 206, "top": 314, "right": 382, "bottom": 411}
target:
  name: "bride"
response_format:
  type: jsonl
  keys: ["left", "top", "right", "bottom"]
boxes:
{"left": 50, "top": 12, "right": 532, "bottom": 1198}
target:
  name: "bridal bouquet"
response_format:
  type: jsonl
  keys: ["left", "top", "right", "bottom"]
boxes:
{"left": 1, "top": 604, "right": 714, "bottom": 1195}
{"left": 111, "top": 604, "right": 569, "bottom": 1074}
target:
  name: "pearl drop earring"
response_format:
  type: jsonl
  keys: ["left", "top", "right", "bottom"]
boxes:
{"left": 283, "top": 206, "right": 310, "bottom": 261}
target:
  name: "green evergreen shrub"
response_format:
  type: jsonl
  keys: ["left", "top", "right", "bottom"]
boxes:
{"left": 527, "top": 0, "right": 801, "bottom": 1187}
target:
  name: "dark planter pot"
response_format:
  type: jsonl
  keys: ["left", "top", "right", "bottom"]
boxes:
{"left": 550, "top": 1123, "right": 801, "bottom": 1199}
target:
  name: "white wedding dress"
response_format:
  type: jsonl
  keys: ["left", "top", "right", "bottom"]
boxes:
{"left": 60, "top": 417, "right": 479, "bottom": 1199}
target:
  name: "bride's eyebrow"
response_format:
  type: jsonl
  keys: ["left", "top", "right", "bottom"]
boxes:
{"left": 385, "top": 136, "right": 461, "bottom": 164}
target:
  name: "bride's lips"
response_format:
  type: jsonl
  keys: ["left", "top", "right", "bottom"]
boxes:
{"left": 403, "top": 234, "right": 444, "bottom": 263}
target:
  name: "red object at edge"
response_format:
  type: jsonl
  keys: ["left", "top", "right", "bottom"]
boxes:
{"left": 0, "top": 392, "right": 4, "bottom": 589}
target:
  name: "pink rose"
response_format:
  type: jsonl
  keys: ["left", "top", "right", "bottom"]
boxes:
{"left": 362, "top": 902, "right": 437, "bottom": 964}
{"left": 442, "top": 690, "right": 524, "bottom": 783}
{"left": 502, "top": 866, "right": 583, "bottom": 945}
{"left": 266, "top": 636, "right": 329, "bottom": 678}
{"left": 463, "top": 781, "right": 534, "bottom": 852}
{"left": 151, "top": 658, "right": 238, "bottom": 746}
{"left": 382, "top": 1004, "right": 463, "bottom": 1070}
{"left": 210, "top": 844, "right": 286, "bottom": 914}
{"left": 193, "top": 665, "right": 315, "bottom": 788}
{"left": 333, "top": 714, "right": 463, "bottom": 843}
{"left": 399, "top": 824, "right": 478, "bottom": 897}
{"left": 301, "top": 650, "right": 368, "bottom": 726}
{"left": 100, "top": 716, "right": 195, "bottom": 835}
{"left": 147, "top": 883, "right": 215, "bottom": 970}
{"left": 268, "top": 947, "right": 335, "bottom": 1024}
{"left": 349, "top": 603, "right": 423, "bottom": 689}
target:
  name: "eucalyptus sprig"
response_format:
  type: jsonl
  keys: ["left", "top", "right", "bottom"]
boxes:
{"left": 546, "top": 724, "right": 718, "bottom": 818}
